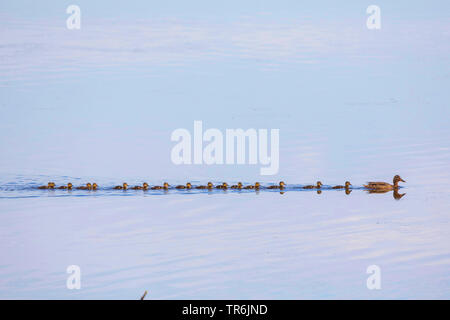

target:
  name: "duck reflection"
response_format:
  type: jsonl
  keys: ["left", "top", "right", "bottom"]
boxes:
{"left": 367, "top": 188, "right": 406, "bottom": 200}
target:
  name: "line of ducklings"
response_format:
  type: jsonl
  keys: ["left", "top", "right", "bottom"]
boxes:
{"left": 37, "top": 175, "right": 405, "bottom": 194}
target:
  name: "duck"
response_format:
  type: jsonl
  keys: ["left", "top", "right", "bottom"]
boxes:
{"left": 230, "top": 182, "right": 243, "bottom": 189}
{"left": 132, "top": 182, "right": 149, "bottom": 190}
{"left": 196, "top": 182, "right": 213, "bottom": 189}
{"left": 92, "top": 183, "right": 98, "bottom": 190}
{"left": 332, "top": 181, "right": 352, "bottom": 189}
{"left": 151, "top": 182, "right": 169, "bottom": 190}
{"left": 244, "top": 182, "right": 261, "bottom": 189}
{"left": 267, "top": 181, "right": 286, "bottom": 189}
{"left": 216, "top": 182, "right": 229, "bottom": 190}
{"left": 113, "top": 183, "right": 128, "bottom": 190}
{"left": 176, "top": 183, "right": 192, "bottom": 189}
{"left": 77, "top": 183, "right": 93, "bottom": 190}
{"left": 303, "top": 181, "right": 322, "bottom": 189}
{"left": 58, "top": 183, "right": 73, "bottom": 190}
{"left": 38, "top": 182, "right": 55, "bottom": 189}
{"left": 364, "top": 175, "right": 405, "bottom": 191}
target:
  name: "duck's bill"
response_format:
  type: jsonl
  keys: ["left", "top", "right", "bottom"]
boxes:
{"left": 400, "top": 179, "right": 406, "bottom": 182}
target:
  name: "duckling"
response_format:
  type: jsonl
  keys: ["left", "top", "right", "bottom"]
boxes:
{"left": 244, "top": 182, "right": 261, "bottom": 189}
{"left": 77, "top": 183, "right": 93, "bottom": 190}
{"left": 332, "top": 181, "right": 352, "bottom": 189}
{"left": 92, "top": 183, "right": 98, "bottom": 190}
{"left": 267, "top": 181, "right": 286, "bottom": 189}
{"left": 230, "top": 182, "right": 243, "bottom": 189}
{"left": 38, "top": 182, "right": 55, "bottom": 189}
{"left": 175, "top": 182, "right": 192, "bottom": 189}
{"left": 132, "top": 182, "right": 149, "bottom": 190}
{"left": 196, "top": 182, "right": 213, "bottom": 189}
{"left": 151, "top": 182, "right": 170, "bottom": 190}
{"left": 364, "top": 175, "right": 405, "bottom": 191}
{"left": 113, "top": 183, "right": 128, "bottom": 190}
{"left": 303, "top": 181, "right": 322, "bottom": 189}
{"left": 216, "top": 182, "right": 229, "bottom": 189}
{"left": 58, "top": 183, "right": 73, "bottom": 190}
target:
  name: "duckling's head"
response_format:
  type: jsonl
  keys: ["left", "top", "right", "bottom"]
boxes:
{"left": 222, "top": 182, "right": 228, "bottom": 188}
{"left": 86, "top": 183, "right": 92, "bottom": 188}
{"left": 207, "top": 182, "right": 213, "bottom": 188}
{"left": 345, "top": 181, "right": 351, "bottom": 187}
{"left": 92, "top": 183, "right": 98, "bottom": 189}
{"left": 123, "top": 183, "right": 128, "bottom": 189}
{"left": 143, "top": 182, "right": 149, "bottom": 188}
{"left": 238, "top": 182, "right": 242, "bottom": 187}
{"left": 186, "top": 182, "right": 192, "bottom": 189}
{"left": 393, "top": 175, "right": 405, "bottom": 184}
{"left": 255, "top": 182, "right": 260, "bottom": 188}
{"left": 48, "top": 182, "right": 54, "bottom": 188}
{"left": 317, "top": 181, "right": 323, "bottom": 188}
{"left": 280, "top": 181, "right": 286, "bottom": 187}
{"left": 163, "top": 182, "right": 169, "bottom": 188}
{"left": 68, "top": 183, "right": 73, "bottom": 189}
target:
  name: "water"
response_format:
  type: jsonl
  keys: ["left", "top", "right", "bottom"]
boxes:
{"left": 1, "top": 1, "right": 450, "bottom": 299}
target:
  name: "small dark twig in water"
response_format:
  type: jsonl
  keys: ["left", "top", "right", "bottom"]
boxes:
{"left": 141, "top": 290, "right": 147, "bottom": 300}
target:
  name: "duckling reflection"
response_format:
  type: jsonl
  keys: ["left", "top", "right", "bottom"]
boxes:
{"left": 77, "top": 183, "right": 92, "bottom": 190}
{"left": 113, "top": 183, "right": 128, "bottom": 190}
{"left": 176, "top": 183, "right": 192, "bottom": 189}
{"left": 364, "top": 175, "right": 405, "bottom": 191}
{"left": 303, "top": 181, "right": 322, "bottom": 189}
{"left": 151, "top": 182, "right": 169, "bottom": 190}
{"left": 366, "top": 188, "right": 406, "bottom": 200}
{"left": 38, "top": 182, "right": 55, "bottom": 189}
{"left": 345, "top": 188, "right": 352, "bottom": 195}
{"left": 58, "top": 183, "right": 73, "bottom": 190}
{"left": 317, "top": 189, "right": 322, "bottom": 195}
{"left": 267, "top": 181, "right": 285, "bottom": 189}
{"left": 196, "top": 182, "right": 213, "bottom": 189}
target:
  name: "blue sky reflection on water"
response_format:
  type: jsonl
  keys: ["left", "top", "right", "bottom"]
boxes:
{"left": 0, "top": 1, "right": 449, "bottom": 299}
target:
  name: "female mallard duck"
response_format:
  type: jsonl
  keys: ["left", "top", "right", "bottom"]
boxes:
{"left": 332, "top": 181, "right": 351, "bottom": 189}
{"left": 77, "top": 183, "right": 93, "bottom": 190}
{"left": 230, "top": 182, "right": 243, "bottom": 189}
{"left": 244, "top": 182, "right": 261, "bottom": 189}
{"left": 113, "top": 183, "right": 128, "bottom": 190}
{"left": 303, "top": 181, "right": 322, "bottom": 189}
{"left": 267, "top": 181, "right": 286, "bottom": 189}
{"left": 151, "top": 182, "right": 169, "bottom": 190}
{"left": 216, "top": 182, "right": 229, "bottom": 189}
{"left": 38, "top": 182, "right": 55, "bottom": 189}
{"left": 175, "top": 182, "right": 192, "bottom": 189}
{"left": 196, "top": 182, "right": 213, "bottom": 189}
{"left": 364, "top": 175, "right": 405, "bottom": 191}
{"left": 132, "top": 182, "right": 149, "bottom": 190}
{"left": 58, "top": 183, "right": 73, "bottom": 190}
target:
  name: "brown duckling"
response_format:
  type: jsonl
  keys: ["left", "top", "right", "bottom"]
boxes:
{"left": 332, "top": 181, "right": 352, "bottom": 189}
{"left": 216, "top": 182, "right": 229, "bottom": 190}
{"left": 151, "top": 182, "right": 170, "bottom": 190}
{"left": 230, "top": 182, "right": 243, "bottom": 189}
{"left": 267, "top": 181, "right": 286, "bottom": 189}
{"left": 196, "top": 182, "right": 213, "bottom": 189}
{"left": 364, "top": 175, "right": 405, "bottom": 191}
{"left": 77, "top": 183, "right": 93, "bottom": 190}
{"left": 303, "top": 181, "right": 322, "bottom": 189}
{"left": 92, "top": 183, "right": 98, "bottom": 190}
{"left": 113, "top": 183, "right": 128, "bottom": 190}
{"left": 175, "top": 182, "right": 192, "bottom": 189}
{"left": 58, "top": 183, "right": 73, "bottom": 190}
{"left": 38, "top": 182, "right": 55, "bottom": 189}
{"left": 244, "top": 182, "right": 261, "bottom": 189}
{"left": 132, "top": 182, "right": 149, "bottom": 190}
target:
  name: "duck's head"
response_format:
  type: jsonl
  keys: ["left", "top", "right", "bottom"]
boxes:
{"left": 279, "top": 181, "right": 286, "bottom": 187}
{"left": 123, "top": 183, "right": 128, "bottom": 189}
{"left": 207, "top": 182, "right": 213, "bottom": 188}
{"left": 345, "top": 181, "right": 352, "bottom": 187}
{"left": 393, "top": 175, "right": 405, "bottom": 184}
{"left": 238, "top": 182, "right": 243, "bottom": 188}
{"left": 186, "top": 182, "right": 192, "bottom": 189}
{"left": 143, "top": 182, "right": 149, "bottom": 189}
{"left": 86, "top": 183, "right": 92, "bottom": 188}
{"left": 68, "top": 183, "right": 73, "bottom": 189}
{"left": 222, "top": 182, "right": 228, "bottom": 188}
{"left": 317, "top": 181, "right": 323, "bottom": 188}
{"left": 255, "top": 182, "right": 260, "bottom": 188}
{"left": 92, "top": 183, "right": 98, "bottom": 189}
{"left": 48, "top": 182, "right": 55, "bottom": 188}
{"left": 163, "top": 182, "right": 169, "bottom": 188}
